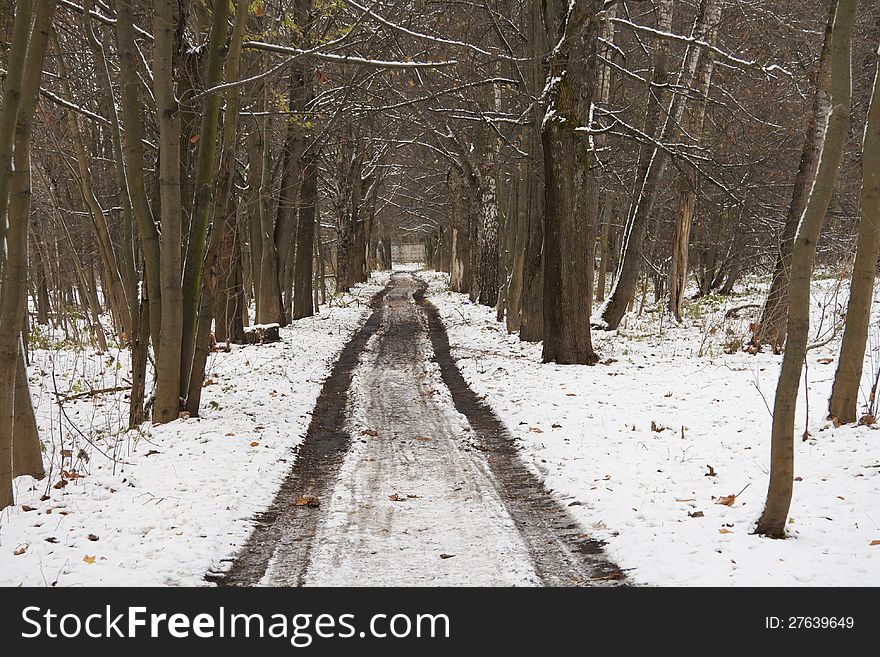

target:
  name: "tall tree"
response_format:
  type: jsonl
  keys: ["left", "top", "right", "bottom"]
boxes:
{"left": 541, "top": 0, "right": 602, "bottom": 365}
{"left": 756, "top": 0, "right": 856, "bottom": 538}
{"left": 828, "top": 40, "right": 880, "bottom": 424}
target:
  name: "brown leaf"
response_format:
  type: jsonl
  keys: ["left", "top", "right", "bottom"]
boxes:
{"left": 45, "top": 537, "right": 59, "bottom": 544}
{"left": 53, "top": 479, "right": 67, "bottom": 489}
{"left": 13, "top": 545, "right": 27, "bottom": 556}
{"left": 83, "top": 555, "right": 96, "bottom": 564}
{"left": 675, "top": 498, "right": 696, "bottom": 503}
{"left": 225, "top": 432, "right": 236, "bottom": 437}
{"left": 60, "top": 449, "right": 73, "bottom": 459}
{"left": 203, "top": 379, "right": 215, "bottom": 387}
{"left": 716, "top": 494, "right": 736, "bottom": 506}
{"left": 362, "top": 429, "right": 379, "bottom": 437}
{"left": 145, "top": 450, "right": 160, "bottom": 457}
{"left": 415, "top": 437, "right": 432, "bottom": 442}
{"left": 88, "top": 534, "right": 99, "bottom": 542}
{"left": 294, "top": 496, "right": 319, "bottom": 508}
{"left": 249, "top": 441, "right": 259, "bottom": 447}
{"left": 718, "top": 528, "right": 733, "bottom": 534}
{"left": 651, "top": 420, "right": 664, "bottom": 432}
{"left": 189, "top": 134, "right": 200, "bottom": 144}
{"left": 21, "top": 505, "right": 36, "bottom": 512}
{"left": 816, "top": 357, "right": 834, "bottom": 364}
{"left": 870, "top": 540, "right": 880, "bottom": 546}
{"left": 688, "top": 511, "right": 704, "bottom": 518}
{"left": 439, "top": 553, "right": 455, "bottom": 559}
{"left": 705, "top": 465, "right": 717, "bottom": 477}
{"left": 528, "top": 426, "right": 544, "bottom": 433}
{"left": 389, "top": 493, "right": 406, "bottom": 502}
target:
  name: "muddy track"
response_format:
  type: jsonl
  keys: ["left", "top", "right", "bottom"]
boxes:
{"left": 415, "top": 282, "right": 625, "bottom": 585}
{"left": 212, "top": 273, "right": 623, "bottom": 586}
{"left": 210, "top": 288, "right": 387, "bottom": 586}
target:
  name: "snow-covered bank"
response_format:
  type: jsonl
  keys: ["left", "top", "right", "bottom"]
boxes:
{"left": 425, "top": 271, "right": 880, "bottom": 586}
{"left": 0, "top": 275, "right": 388, "bottom": 587}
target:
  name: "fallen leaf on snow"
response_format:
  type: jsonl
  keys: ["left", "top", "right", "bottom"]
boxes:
{"left": 21, "top": 505, "right": 36, "bottom": 512}
{"left": 295, "top": 496, "right": 320, "bottom": 508}
{"left": 415, "top": 437, "right": 432, "bottom": 442}
{"left": 88, "top": 534, "right": 99, "bottom": 542}
{"left": 716, "top": 495, "right": 736, "bottom": 506}
{"left": 389, "top": 493, "right": 406, "bottom": 502}
{"left": 439, "top": 554, "right": 455, "bottom": 559}
{"left": 83, "top": 555, "right": 96, "bottom": 564}
{"left": 705, "top": 465, "right": 717, "bottom": 477}
{"left": 45, "top": 537, "right": 59, "bottom": 544}
{"left": 13, "top": 545, "right": 27, "bottom": 556}
{"left": 816, "top": 357, "right": 834, "bottom": 364}
{"left": 718, "top": 529, "right": 733, "bottom": 534}
{"left": 249, "top": 441, "right": 259, "bottom": 447}
{"left": 362, "top": 429, "right": 379, "bottom": 437}
{"left": 528, "top": 426, "right": 544, "bottom": 433}
{"left": 870, "top": 540, "right": 880, "bottom": 546}
{"left": 688, "top": 511, "right": 704, "bottom": 518}
{"left": 676, "top": 498, "right": 696, "bottom": 503}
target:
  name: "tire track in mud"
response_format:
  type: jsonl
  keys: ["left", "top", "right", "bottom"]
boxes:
{"left": 212, "top": 273, "right": 623, "bottom": 586}
{"left": 415, "top": 282, "right": 625, "bottom": 586}
{"left": 210, "top": 288, "right": 387, "bottom": 586}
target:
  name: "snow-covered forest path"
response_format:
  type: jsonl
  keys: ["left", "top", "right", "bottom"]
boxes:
{"left": 219, "top": 273, "right": 622, "bottom": 586}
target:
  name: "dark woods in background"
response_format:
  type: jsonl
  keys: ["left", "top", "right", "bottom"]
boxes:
{"left": 1, "top": 0, "right": 879, "bottom": 533}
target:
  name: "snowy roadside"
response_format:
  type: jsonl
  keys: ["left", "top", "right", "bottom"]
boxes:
{"left": 0, "top": 274, "right": 389, "bottom": 587}
{"left": 424, "top": 271, "right": 880, "bottom": 586}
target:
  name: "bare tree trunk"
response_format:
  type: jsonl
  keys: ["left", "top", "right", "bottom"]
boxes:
{"left": 541, "top": 0, "right": 601, "bottom": 365}
{"left": 152, "top": 0, "right": 185, "bottom": 424}
{"left": 449, "top": 167, "right": 472, "bottom": 293}
{"left": 179, "top": 0, "right": 230, "bottom": 396}
{"left": 293, "top": 161, "right": 317, "bottom": 319}
{"left": 0, "top": 0, "right": 57, "bottom": 510}
{"left": 828, "top": 43, "right": 880, "bottom": 424}
{"left": 518, "top": 0, "right": 548, "bottom": 342}
{"left": 756, "top": 0, "right": 855, "bottom": 539}
{"left": 477, "top": 171, "right": 500, "bottom": 307}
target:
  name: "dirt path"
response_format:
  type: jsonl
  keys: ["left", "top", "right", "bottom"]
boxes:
{"left": 216, "top": 273, "right": 622, "bottom": 586}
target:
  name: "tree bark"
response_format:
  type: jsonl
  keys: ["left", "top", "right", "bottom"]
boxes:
{"left": 828, "top": 43, "right": 880, "bottom": 424}
{"left": 757, "top": 0, "right": 855, "bottom": 538}
{"left": 152, "top": 0, "right": 185, "bottom": 424}
{"left": 541, "top": 0, "right": 601, "bottom": 365}
{"left": 0, "top": 0, "right": 56, "bottom": 510}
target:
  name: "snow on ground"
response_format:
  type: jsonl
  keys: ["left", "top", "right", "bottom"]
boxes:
{"left": 425, "top": 271, "right": 880, "bottom": 586}
{"left": 0, "top": 274, "right": 388, "bottom": 587}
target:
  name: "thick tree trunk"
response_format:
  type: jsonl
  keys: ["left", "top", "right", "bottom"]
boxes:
{"left": 477, "top": 172, "right": 500, "bottom": 307}
{"left": 0, "top": 0, "right": 56, "bottom": 510}
{"left": 152, "top": 0, "right": 185, "bottom": 424}
{"left": 292, "top": 162, "right": 317, "bottom": 320}
{"left": 756, "top": 0, "right": 855, "bottom": 539}
{"left": 828, "top": 43, "right": 880, "bottom": 424}
{"left": 541, "top": 0, "right": 601, "bottom": 365}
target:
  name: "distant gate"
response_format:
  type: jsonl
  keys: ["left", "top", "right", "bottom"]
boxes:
{"left": 391, "top": 243, "right": 426, "bottom": 264}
